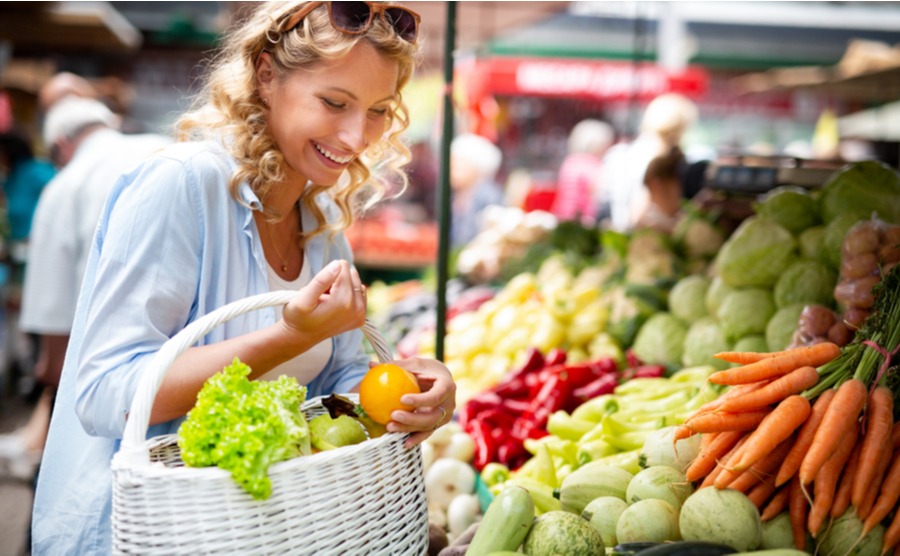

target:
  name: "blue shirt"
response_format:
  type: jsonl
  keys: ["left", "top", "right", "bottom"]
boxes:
{"left": 31, "top": 140, "right": 370, "bottom": 555}
{"left": 2, "top": 157, "right": 55, "bottom": 241}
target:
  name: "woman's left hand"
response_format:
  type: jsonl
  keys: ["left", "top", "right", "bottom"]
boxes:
{"left": 384, "top": 357, "right": 456, "bottom": 448}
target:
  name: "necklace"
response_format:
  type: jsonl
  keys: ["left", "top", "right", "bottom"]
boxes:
{"left": 267, "top": 206, "right": 300, "bottom": 273}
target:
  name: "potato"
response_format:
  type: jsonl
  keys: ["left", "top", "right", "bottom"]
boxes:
{"left": 798, "top": 305, "right": 836, "bottom": 338}
{"left": 843, "top": 222, "right": 881, "bottom": 256}
{"left": 841, "top": 252, "right": 880, "bottom": 280}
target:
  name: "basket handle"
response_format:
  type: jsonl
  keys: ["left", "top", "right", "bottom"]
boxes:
{"left": 118, "top": 290, "right": 393, "bottom": 462}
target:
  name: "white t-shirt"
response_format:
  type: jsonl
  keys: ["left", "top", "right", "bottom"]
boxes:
{"left": 257, "top": 258, "right": 334, "bottom": 384}
{"left": 20, "top": 128, "right": 171, "bottom": 334}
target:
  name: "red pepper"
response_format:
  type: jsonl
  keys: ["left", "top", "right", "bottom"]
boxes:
{"left": 491, "top": 348, "right": 545, "bottom": 397}
{"left": 498, "top": 439, "right": 530, "bottom": 470}
{"left": 468, "top": 420, "right": 497, "bottom": 471}
{"left": 625, "top": 348, "right": 643, "bottom": 368}
{"left": 544, "top": 348, "right": 567, "bottom": 367}
{"left": 587, "top": 358, "right": 619, "bottom": 376}
{"left": 633, "top": 365, "right": 666, "bottom": 379}
{"left": 473, "top": 407, "right": 515, "bottom": 429}
{"left": 459, "top": 392, "right": 503, "bottom": 430}
{"left": 500, "top": 398, "right": 531, "bottom": 414}
{"left": 572, "top": 373, "right": 618, "bottom": 402}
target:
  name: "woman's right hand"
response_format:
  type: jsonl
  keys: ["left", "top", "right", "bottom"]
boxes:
{"left": 280, "top": 259, "right": 367, "bottom": 348}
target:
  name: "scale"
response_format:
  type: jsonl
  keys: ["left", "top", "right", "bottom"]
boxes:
{"left": 704, "top": 154, "right": 843, "bottom": 194}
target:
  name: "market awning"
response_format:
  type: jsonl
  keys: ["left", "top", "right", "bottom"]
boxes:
{"left": 731, "top": 39, "right": 900, "bottom": 102}
{"left": 462, "top": 56, "right": 709, "bottom": 103}
{"left": 0, "top": 1, "right": 142, "bottom": 52}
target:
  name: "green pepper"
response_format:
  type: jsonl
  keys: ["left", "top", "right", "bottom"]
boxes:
{"left": 546, "top": 410, "right": 596, "bottom": 441}
{"left": 571, "top": 394, "right": 619, "bottom": 423}
{"left": 480, "top": 462, "right": 510, "bottom": 488}
{"left": 576, "top": 438, "right": 616, "bottom": 465}
{"left": 505, "top": 476, "right": 562, "bottom": 515}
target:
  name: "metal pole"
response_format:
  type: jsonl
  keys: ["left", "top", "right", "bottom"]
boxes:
{"left": 435, "top": 1, "right": 457, "bottom": 362}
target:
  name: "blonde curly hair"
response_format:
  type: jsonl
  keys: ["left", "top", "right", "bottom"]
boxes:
{"left": 175, "top": 1, "right": 420, "bottom": 240}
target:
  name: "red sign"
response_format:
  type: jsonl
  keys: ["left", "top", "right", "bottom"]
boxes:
{"left": 463, "top": 57, "right": 708, "bottom": 102}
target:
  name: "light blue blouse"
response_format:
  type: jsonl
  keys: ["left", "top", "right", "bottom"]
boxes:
{"left": 31, "top": 140, "right": 370, "bottom": 555}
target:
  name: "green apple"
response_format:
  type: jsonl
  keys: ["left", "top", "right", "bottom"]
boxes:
{"left": 309, "top": 414, "right": 367, "bottom": 451}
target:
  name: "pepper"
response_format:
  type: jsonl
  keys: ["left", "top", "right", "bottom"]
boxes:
{"left": 543, "top": 347, "right": 567, "bottom": 367}
{"left": 492, "top": 347, "right": 545, "bottom": 398}
{"left": 468, "top": 419, "right": 497, "bottom": 471}
{"left": 571, "top": 373, "right": 618, "bottom": 403}
{"left": 459, "top": 392, "right": 503, "bottom": 430}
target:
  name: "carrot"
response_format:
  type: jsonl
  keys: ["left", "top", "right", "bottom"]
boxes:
{"left": 748, "top": 475, "right": 777, "bottom": 510}
{"left": 690, "top": 381, "right": 771, "bottom": 417}
{"left": 789, "top": 475, "right": 809, "bottom": 551}
{"left": 761, "top": 485, "right": 790, "bottom": 522}
{"left": 708, "top": 342, "right": 841, "bottom": 386}
{"left": 852, "top": 386, "right": 895, "bottom": 507}
{"left": 831, "top": 448, "right": 860, "bottom": 519}
{"left": 799, "top": 378, "right": 868, "bottom": 485}
{"left": 730, "top": 395, "right": 811, "bottom": 472}
{"left": 886, "top": 509, "right": 900, "bottom": 556}
{"left": 685, "top": 430, "right": 745, "bottom": 483}
{"left": 718, "top": 366, "right": 820, "bottom": 413}
{"left": 864, "top": 449, "right": 900, "bottom": 536}
{"left": 858, "top": 446, "right": 893, "bottom": 522}
{"left": 775, "top": 388, "right": 836, "bottom": 487}
{"left": 893, "top": 425, "right": 900, "bottom": 449}
{"left": 673, "top": 424, "right": 694, "bottom": 442}
{"left": 685, "top": 408, "right": 771, "bottom": 434}
{"left": 719, "top": 436, "right": 794, "bottom": 492}
{"left": 714, "top": 347, "right": 794, "bottom": 365}
{"left": 808, "top": 424, "right": 859, "bottom": 537}
{"left": 700, "top": 436, "right": 747, "bottom": 489}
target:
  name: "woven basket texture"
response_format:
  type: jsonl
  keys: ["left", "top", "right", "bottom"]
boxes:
{"left": 110, "top": 291, "right": 428, "bottom": 555}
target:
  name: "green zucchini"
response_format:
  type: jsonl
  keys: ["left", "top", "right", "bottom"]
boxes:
{"left": 634, "top": 541, "right": 738, "bottom": 556}
{"left": 611, "top": 541, "right": 661, "bottom": 556}
{"left": 466, "top": 485, "right": 535, "bottom": 556}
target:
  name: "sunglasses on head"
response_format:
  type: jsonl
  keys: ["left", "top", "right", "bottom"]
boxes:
{"left": 280, "top": 1, "right": 420, "bottom": 44}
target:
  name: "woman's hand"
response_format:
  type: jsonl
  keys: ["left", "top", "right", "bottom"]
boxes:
{"left": 384, "top": 357, "right": 457, "bottom": 448}
{"left": 280, "top": 260, "right": 367, "bottom": 349}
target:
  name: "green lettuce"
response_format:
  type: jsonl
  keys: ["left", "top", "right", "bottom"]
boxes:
{"left": 773, "top": 259, "right": 836, "bottom": 309}
{"left": 717, "top": 288, "right": 776, "bottom": 342}
{"left": 632, "top": 312, "right": 688, "bottom": 372}
{"left": 178, "top": 358, "right": 311, "bottom": 500}
{"left": 755, "top": 186, "right": 820, "bottom": 235}
{"left": 819, "top": 160, "right": 900, "bottom": 224}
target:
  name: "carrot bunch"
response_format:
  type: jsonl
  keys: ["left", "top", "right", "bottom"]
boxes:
{"left": 679, "top": 264, "right": 900, "bottom": 553}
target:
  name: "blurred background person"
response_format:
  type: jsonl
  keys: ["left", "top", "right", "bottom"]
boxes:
{"left": 0, "top": 94, "right": 170, "bottom": 480}
{"left": 450, "top": 133, "right": 504, "bottom": 248}
{"left": 550, "top": 118, "right": 614, "bottom": 226}
{"left": 604, "top": 93, "right": 698, "bottom": 231}
{"left": 635, "top": 147, "right": 687, "bottom": 233}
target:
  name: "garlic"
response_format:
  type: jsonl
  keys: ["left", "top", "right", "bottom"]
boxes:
{"left": 424, "top": 458, "right": 476, "bottom": 510}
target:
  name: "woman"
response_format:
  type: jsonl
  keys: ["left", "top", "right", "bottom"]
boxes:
{"left": 32, "top": 2, "right": 454, "bottom": 553}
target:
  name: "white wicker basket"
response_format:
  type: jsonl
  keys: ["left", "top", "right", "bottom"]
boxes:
{"left": 111, "top": 290, "right": 428, "bottom": 555}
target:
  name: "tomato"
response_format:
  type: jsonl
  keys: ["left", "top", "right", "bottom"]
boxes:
{"left": 359, "top": 363, "right": 421, "bottom": 425}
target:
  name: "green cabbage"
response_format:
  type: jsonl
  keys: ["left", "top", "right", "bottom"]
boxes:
{"left": 715, "top": 216, "right": 798, "bottom": 288}
{"left": 799, "top": 226, "right": 825, "bottom": 261}
{"left": 682, "top": 317, "right": 731, "bottom": 370}
{"left": 674, "top": 213, "right": 726, "bottom": 260}
{"left": 717, "top": 288, "right": 776, "bottom": 342}
{"left": 773, "top": 259, "right": 837, "bottom": 309}
{"left": 766, "top": 304, "right": 805, "bottom": 351}
{"left": 178, "top": 358, "right": 311, "bottom": 500}
{"left": 732, "top": 335, "right": 769, "bottom": 357}
{"left": 705, "top": 276, "right": 735, "bottom": 318}
{"left": 819, "top": 160, "right": 900, "bottom": 224}
{"left": 632, "top": 312, "right": 688, "bottom": 372}
{"left": 754, "top": 186, "right": 820, "bottom": 235}
{"left": 669, "top": 275, "right": 711, "bottom": 324}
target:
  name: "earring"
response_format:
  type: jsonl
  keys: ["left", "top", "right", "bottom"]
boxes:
{"left": 262, "top": 97, "right": 269, "bottom": 106}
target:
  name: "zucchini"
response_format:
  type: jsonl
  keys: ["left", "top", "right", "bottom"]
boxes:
{"left": 611, "top": 542, "right": 661, "bottom": 556}
{"left": 634, "top": 541, "right": 738, "bottom": 556}
{"left": 466, "top": 485, "right": 535, "bottom": 556}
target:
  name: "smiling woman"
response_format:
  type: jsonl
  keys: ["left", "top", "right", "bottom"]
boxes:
{"left": 30, "top": 2, "right": 455, "bottom": 554}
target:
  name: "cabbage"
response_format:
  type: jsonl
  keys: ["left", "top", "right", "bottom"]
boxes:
{"left": 716, "top": 216, "right": 798, "bottom": 288}
{"left": 674, "top": 213, "right": 726, "bottom": 260}
{"left": 773, "top": 259, "right": 837, "bottom": 309}
{"left": 819, "top": 160, "right": 900, "bottom": 224}
{"left": 755, "top": 186, "right": 820, "bottom": 235}
{"left": 732, "top": 335, "right": 769, "bottom": 357}
{"left": 821, "top": 212, "right": 864, "bottom": 270}
{"left": 705, "top": 276, "right": 735, "bottom": 317}
{"left": 632, "top": 312, "right": 688, "bottom": 371}
{"left": 799, "top": 226, "right": 826, "bottom": 261}
{"left": 683, "top": 317, "right": 732, "bottom": 370}
{"left": 717, "top": 288, "right": 776, "bottom": 342}
{"left": 669, "top": 275, "right": 710, "bottom": 323}
{"left": 766, "top": 304, "right": 805, "bottom": 351}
